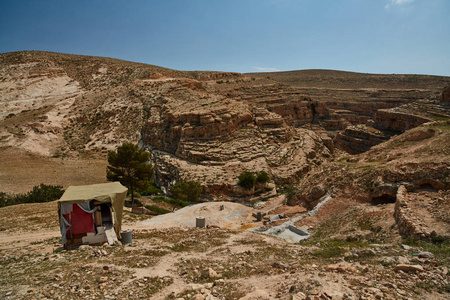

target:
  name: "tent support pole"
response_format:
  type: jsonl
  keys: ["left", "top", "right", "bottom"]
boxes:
{"left": 69, "top": 212, "right": 73, "bottom": 243}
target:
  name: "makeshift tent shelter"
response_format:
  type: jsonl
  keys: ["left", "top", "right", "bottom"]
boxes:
{"left": 58, "top": 182, "right": 128, "bottom": 248}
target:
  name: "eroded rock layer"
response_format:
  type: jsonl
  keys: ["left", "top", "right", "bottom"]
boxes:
{"left": 2, "top": 51, "right": 450, "bottom": 198}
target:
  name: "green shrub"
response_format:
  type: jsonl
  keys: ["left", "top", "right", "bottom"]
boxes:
{"left": 403, "top": 237, "right": 450, "bottom": 261}
{"left": 152, "top": 196, "right": 189, "bottom": 208}
{"left": 0, "top": 184, "right": 64, "bottom": 208}
{"left": 27, "top": 184, "right": 64, "bottom": 203}
{"left": 170, "top": 181, "right": 202, "bottom": 203}
{"left": 256, "top": 171, "right": 270, "bottom": 184}
{"left": 145, "top": 205, "right": 170, "bottom": 215}
{"left": 141, "top": 184, "right": 162, "bottom": 195}
{"left": 125, "top": 199, "right": 143, "bottom": 208}
{"left": 238, "top": 171, "right": 256, "bottom": 190}
{"left": 283, "top": 184, "right": 298, "bottom": 204}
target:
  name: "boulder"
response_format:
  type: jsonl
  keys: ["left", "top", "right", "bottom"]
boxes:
{"left": 239, "top": 290, "right": 270, "bottom": 300}
{"left": 417, "top": 251, "right": 434, "bottom": 259}
{"left": 201, "top": 268, "right": 218, "bottom": 278}
{"left": 98, "top": 276, "right": 108, "bottom": 283}
{"left": 393, "top": 264, "right": 424, "bottom": 273}
{"left": 310, "top": 184, "right": 326, "bottom": 200}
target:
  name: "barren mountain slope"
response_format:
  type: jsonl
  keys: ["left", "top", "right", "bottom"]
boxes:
{"left": 250, "top": 69, "right": 450, "bottom": 121}
{"left": 0, "top": 52, "right": 329, "bottom": 194}
{"left": 291, "top": 121, "right": 450, "bottom": 242}
{"left": 1, "top": 51, "right": 450, "bottom": 196}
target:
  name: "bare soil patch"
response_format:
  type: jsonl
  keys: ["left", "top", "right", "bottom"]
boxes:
{"left": 0, "top": 147, "right": 107, "bottom": 194}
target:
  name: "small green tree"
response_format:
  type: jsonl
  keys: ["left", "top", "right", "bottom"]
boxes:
{"left": 170, "top": 180, "right": 202, "bottom": 203}
{"left": 238, "top": 171, "right": 256, "bottom": 190}
{"left": 256, "top": 171, "right": 270, "bottom": 184}
{"left": 284, "top": 184, "right": 299, "bottom": 206}
{"left": 107, "top": 143, "right": 154, "bottom": 208}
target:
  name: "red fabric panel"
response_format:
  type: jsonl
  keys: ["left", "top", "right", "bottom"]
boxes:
{"left": 63, "top": 204, "right": 95, "bottom": 235}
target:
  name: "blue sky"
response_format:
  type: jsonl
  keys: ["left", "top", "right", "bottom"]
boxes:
{"left": 1, "top": 0, "right": 449, "bottom": 75}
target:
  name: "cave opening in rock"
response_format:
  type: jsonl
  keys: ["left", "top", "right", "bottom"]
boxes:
{"left": 371, "top": 194, "right": 396, "bottom": 205}
{"left": 417, "top": 183, "right": 437, "bottom": 191}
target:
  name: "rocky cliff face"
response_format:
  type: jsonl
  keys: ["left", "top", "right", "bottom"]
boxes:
{"left": 374, "top": 109, "right": 434, "bottom": 132}
{"left": 138, "top": 78, "right": 333, "bottom": 193}
{"left": 2, "top": 51, "right": 450, "bottom": 198}
{"left": 334, "top": 125, "right": 388, "bottom": 154}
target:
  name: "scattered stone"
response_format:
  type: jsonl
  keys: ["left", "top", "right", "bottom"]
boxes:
{"left": 81, "top": 263, "right": 93, "bottom": 270}
{"left": 325, "top": 263, "right": 357, "bottom": 273}
{"left": 203, "top": 283, "right": 214, "bottom": 289}
{"left": 187, "top": 284, "right": 204, "bottom": 292}
{"left": 272, "top": 261, "right": 289, "bottom": 269}
{"left": 103, "top": 264, "right": 115, "bottom": 273}
{"left": 239, "top": 289, "right": 270, "bottom": 300}
{"left": 201, "top": 268, "right": 218, "bottom": 278}
{"left": 397, "top": 256, "right": 410, "bottom": 264}
{"left": 98, "top": 276, "right": 108, "bottom": 283}
{"left": 292, "top": 292, "right": 306, "bottom": 300}
{"left": 394, "top": 264, "right": 424, "bottom": 273}
{"left": 417, "top": 251, "right": 434, "bottom": 259}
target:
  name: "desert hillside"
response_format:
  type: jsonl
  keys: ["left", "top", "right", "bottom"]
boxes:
{"left": 1, "top": 51, "right": 449, "bottom": 193}
{"left": 0, "top": 51, "right": 449, "bottom": 299}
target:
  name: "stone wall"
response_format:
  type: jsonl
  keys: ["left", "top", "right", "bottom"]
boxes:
{"left": 393, "top": 185, "right": 446, "bottom": 241}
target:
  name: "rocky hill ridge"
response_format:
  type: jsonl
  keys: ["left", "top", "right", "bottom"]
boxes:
{"left": 1, "top": 51, "right": 449, "bottom": 197}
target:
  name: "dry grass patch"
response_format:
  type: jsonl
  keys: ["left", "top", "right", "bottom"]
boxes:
{"left": 135, "top": 228, "right": 232, "bottom": 252}
{"left": 0, "top": 201, "right": 57, "bottom": 231}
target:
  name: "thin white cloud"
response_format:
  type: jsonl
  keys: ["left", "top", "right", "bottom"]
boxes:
{"left": 253, "top": 67, "right": 281, "bottom": 72}
{"left": 393, "top": 0, "right": 414, "bottom": 4}
{"left": 385, "top": 0, "right": 415, "bottom": 9}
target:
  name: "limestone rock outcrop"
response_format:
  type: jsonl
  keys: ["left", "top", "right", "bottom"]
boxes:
{"left": 374, "top": 109, "right": 433, "bottom": 132}
{"left": 334, "top": 125, "right": 388, "bottom": 154}
{"left": 3, "top": 51, "right": 450, "bottom": 200}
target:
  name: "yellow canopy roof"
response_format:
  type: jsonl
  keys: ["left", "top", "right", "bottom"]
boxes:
{"left": 58, "top": 182, "right": 127, "bottom": 204}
